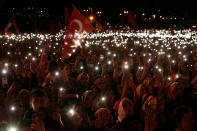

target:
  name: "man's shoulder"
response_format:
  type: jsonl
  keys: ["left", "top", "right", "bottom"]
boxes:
{"left": 23, "top": 108, "right": 34, "bottom": 120}
{"left": 20, "top": 108, "right": 34, "bottom": 128}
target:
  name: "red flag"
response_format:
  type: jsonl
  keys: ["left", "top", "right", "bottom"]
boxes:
{"left": 39, "top": 52, "right": 47, "bottom": 78}
{"left": 39, "top": 44, "right": 50, "bottom": 78}
{"left": 4, "top": 16, "right": 19, "bottom": 35}
{"left": 62, "top": 6, "right": 94, "bottom": 59}
{"left": 4, "top": 22, "right": 12, "bottom": 36}
{"left": 64, "top": 6, "right": 70, "bottom": 26}
{"left": 128, "top": 11, "right": 138, "bottom": 30}
{"left": 12, "top": 16, "right": 19, "bottom": 33}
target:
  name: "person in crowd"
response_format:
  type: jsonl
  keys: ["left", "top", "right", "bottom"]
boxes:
{"left": 172, "top": 105, "right": 195, "bottom": 131}
{"left": 20, "top": 89, "right": 64, "bottom": 131}
{"left": 94, "top": 108, "right": 113, "bottom": 131}
{"left": 0, "top": 28, "right": 196, "bottom": 131}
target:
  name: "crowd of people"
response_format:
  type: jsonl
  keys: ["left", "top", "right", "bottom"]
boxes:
{"left": 0, "top": 29, "right": 197, "bottom": 131}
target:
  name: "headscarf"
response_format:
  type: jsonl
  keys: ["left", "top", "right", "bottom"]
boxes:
{"left": 118, "top": 97, "right": 134, "bottom": 122}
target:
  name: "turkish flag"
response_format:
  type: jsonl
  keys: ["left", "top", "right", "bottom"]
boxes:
{"left": 128, "top": 11, "right": 138, "bottom": 30}
{"left": 12, "top": 16, "right": 19, "bottom": 33}
{"left": 4, "top": 16, "right": 19, "bottom": 35}
{"left": 62, "top": 7, "right": 93, "bottom": 59}
{"left": 4, "top": 22, "right": 12, "bottom": 36}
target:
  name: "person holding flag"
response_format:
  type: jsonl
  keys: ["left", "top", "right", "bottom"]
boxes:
{"left": 62, "top": 6, "right": 94, "bottom": 59}
{"left": 4, "top": 16, "right": 19, "bottom": 35}
{"left": 128, "top": 11, "right": 139, "bottom": 30}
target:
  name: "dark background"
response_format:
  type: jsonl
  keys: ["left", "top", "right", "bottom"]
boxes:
{"left": 0, "top": 0, "right": 197, "bottom": 33}
{"left": 0, "top": 0, "right": 196, "bottom": 12}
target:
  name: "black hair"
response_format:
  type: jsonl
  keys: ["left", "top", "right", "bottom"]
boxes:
{"left": 31, "top": 89, "right": 48, "bottom": 98}
{"left": 69, "top": 72, "right": 78, "bottom": 78}
{"left": 152, "top": 87, "right": 158, "bottom": 97}
{"left": 48, "top": 61, "right": 58, "bottom": 72}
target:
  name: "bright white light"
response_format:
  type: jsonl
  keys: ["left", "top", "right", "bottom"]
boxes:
{"left": 10, "top": 106, "right": 16, "bottom": 111}
{"left": 124, "top": 61, "right": 128, "bottom": 65}
{"left": 95, "top": 66, "right": 99, "bottom": 71}
{"left": 2, "top": 69, "right": 7, "bottom": 74}
{"left": 4, "top": 63, "right": 8, "bottom": 67}
{"left": 59, "top": 87, "right": 64, "bottom": 92}
{"left": 14, "top": 64, "right": 18, "bottom": 68}
{"left": 113, "top": 53, "right": 116, "bottom": 57}
{"left": 7, "top": 52, "right": 11, "bottom": 55}
{"left": 107, "top": 51, "right": 111, "bottom": 55}
{"left": 32, "top": 57, "right": 36, "bottom": 61}
{"left": 168, "top": 76, "right": 172, "bottom": 81}
{"left": 9, "top": 127, "right": 17, "bottom": 131}
{"left": 171, "top": 60, "right": 175, "bottom": 64}
{"left": 72, "top": 49, "right": 76, "bottom": 53}
{"left": 80, "top": 66, "right": 84, "bottom": 70}
{"left": 176, "top": 74, "right": 179, "bottom": 79}
{"left": 107, "top": 60, "right": 112, "bottom": 65}
{"left": 101, "top": 96, "right": 106, "bottom": 101}
{"left": 68, "top": 109, "right": 75, "bottom": 116}
{"left": 124, "top": 64, "right": 129, "bottom": 69}
{"left": 55, "top": 71, "right": 59, "bottom": 76}
{"left": 155, "top": 65, "right": 159, "bottom": 69}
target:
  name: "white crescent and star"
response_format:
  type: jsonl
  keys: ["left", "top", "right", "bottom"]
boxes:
{"left": 70, "top": 19, "right": 83, "bottom": 32}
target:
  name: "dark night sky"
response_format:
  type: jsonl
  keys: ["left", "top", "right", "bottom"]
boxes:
{"left": 1, "top": 0, "right": 197, "bottom": 12}
{"left": 0, "top": 0, "right": 196, "bottom": 32}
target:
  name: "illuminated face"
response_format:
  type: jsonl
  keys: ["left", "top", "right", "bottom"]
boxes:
{"left": 31, "top": 96, "right": 48, "bottom": 112}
